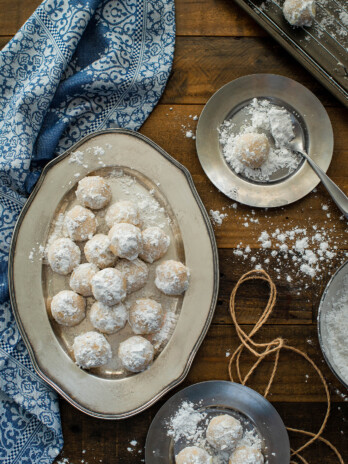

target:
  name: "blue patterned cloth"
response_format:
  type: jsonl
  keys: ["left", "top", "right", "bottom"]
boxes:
{"left": 0, "top": 0, "right": 175, "bottom": 462}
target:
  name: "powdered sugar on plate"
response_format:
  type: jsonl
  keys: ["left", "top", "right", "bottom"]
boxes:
{"left": 167, "top": 401, "right": 265, "bottom": 464}
{"left": 168, "top": 401, "right": 207, "bottom": 443}
{"left": 219, "top": 98, "right": 301, "bottom": 182}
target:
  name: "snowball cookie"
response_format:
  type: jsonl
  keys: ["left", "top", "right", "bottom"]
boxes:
{"left": 75, "top": 176, "right": 112, "bottom": 210}
{"left": 118, "top": 336, "right": 154, "bottom": 373}
{"left": 283, "top": 0, "right": 316, "bottom": 27}
{"left": 84, "top": 234, "right": 116, "bottom": 269}
{"left": 91, "top": 268, "right": 127, "bottom": 306}
{"left": 47, "top": 238, "right": 81, "bottom": 275}
{"left": 229, "top": 446, "right": 264, "bottom": 464}
{"left": 64, "top": 205, "right": 97, "bottom": 241}
{"left": 206, "top": 415, "right": 243, "bottom": 451}
{"left": 139, "top": 226, "right": 170, "bottom": 263}
{"left": 155, "top": 260, "right": 190, "bottom": 295}
{"left": 129, "top": 298, "right": 164, "bottom": 335}
{"left": 176, "top": 446, "right": 212, "bottom": 464}
{"left": 115, "top": 258, "right": 149, "bottom": 293}
{"left": 69, "top": 263, "right": 99, "bottom": 296}
{"left": 234, "top": 133, "right": 270, "bottom": 169}
{"left": 73, "top": 331, "right": 112, "bottom": 369}
{"left": 90, "top": 301, "right": 127, "bottom": 334}
{"left": 108, "top": 223, "right": 143, "bottom": 261}
{"left": 105, "top": 200, "right": 141, "bottom": 228}
{"left": 50, "top": 290, "right": 86, "bottom": 326}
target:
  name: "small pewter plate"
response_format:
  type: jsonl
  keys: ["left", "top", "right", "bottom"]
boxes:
{"left": 318, "top": 260, "right": 348, "bottom": 390}
{"left": 196, "top": 74, "right": 334, "bottom": 208}
{"left": 145, "top": 381, "right": 290, "bottom": 463}
{"left": 8, "top": 129, "right": 219, "bottom": 419}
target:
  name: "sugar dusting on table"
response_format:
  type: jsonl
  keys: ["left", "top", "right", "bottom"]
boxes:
{"left": 211, "top": 195, "right": 347, "bottom": 288}
{"left": 210, "top": 209, "right": 228, "bottom": 226}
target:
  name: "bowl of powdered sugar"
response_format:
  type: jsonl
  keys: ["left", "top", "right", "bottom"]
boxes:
{"left": 196, "top": 74, "right": 333, "bottom": 208}
{"left": 318, "top": 260, "right": 348, "bottom": 389}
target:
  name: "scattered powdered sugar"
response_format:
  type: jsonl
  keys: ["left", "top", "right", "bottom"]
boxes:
{"left": 225, "top": 197, "right": 347, "bottom": 287}
{"left": 219, "top": 98, "right": 301, "bottom": 181}
{"left": 69, "top": 150, "right": 87, "bottom": 167}
{"left": 28, "top": 244, "right": 46, "bottom": 262}
{"left": 46, "top": 213, "right": 67, "bottom": 252}
{"left": 256, "top": 224, "right": 338, "bottom": 278}
{"left": 325, "top": 275, "right": 348, "bottom": 384}
{"left": 210, "top": 209, "right": 228, "bottom": 226}
{"left": 68, "top": 146, "right": 106, "bottom": 167}
{"left": 167, "top": 401, "right": 207, "bottom": 442}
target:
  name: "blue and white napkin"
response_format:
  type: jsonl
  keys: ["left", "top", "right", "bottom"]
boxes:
{"left": 0, "top": 0, "right": 175, "bottom": 462}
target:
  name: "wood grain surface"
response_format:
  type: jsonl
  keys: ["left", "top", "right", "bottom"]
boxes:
{"left": 2, "top": 0, "right": 347, "bottom": 463}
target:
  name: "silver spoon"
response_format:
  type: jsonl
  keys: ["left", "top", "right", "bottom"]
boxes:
{"left": 288, "top": 135, "right": 348, "bottom": 220}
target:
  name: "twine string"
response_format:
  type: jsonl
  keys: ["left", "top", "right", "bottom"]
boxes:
{"left": 228, "top": 269, "right": 344, "bottom": 464}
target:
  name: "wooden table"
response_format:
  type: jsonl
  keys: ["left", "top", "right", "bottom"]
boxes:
{"left": 2, "top": 0, "right": 348, "bottom": 462}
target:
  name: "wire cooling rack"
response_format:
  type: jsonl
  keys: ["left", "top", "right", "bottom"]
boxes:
{"left": 234, "top": 0, "right": 348, "bottom": 107}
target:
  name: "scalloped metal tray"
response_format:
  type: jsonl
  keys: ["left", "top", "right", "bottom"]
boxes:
{"left": 8, "top": 129, "right": 219, "bottom": 419}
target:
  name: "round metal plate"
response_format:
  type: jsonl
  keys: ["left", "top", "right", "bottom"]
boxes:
{"left": 145, "top": 381, "right": 290, "bottom": 463}
{"left": 196, "top": 74, "right": 334, "bottom": 208}
{"left": 318, "top": 260, "right": 348, "bottom": 390}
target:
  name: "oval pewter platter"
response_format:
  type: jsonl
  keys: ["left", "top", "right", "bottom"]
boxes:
{"left": 9, "top": 129, "right": 219, "bottom": 419}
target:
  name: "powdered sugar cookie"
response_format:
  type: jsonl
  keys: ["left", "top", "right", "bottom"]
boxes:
{"left": 47, "top": 237, "right": 81, "bottom": 275}
{"left": 283, "top": 0, "right": 316, "bottom": 27}
{"left": 76, "top": 176, "right": 112, "bottom": 210}
{"left": 206, "top": 415, "right": 243, "bottom": 451}
{"left": 139, "top": 226, "right": 170, "bottom": 263}
{"left": 115, "top": 258, "right": 148, "bottom": 293}
{"left": 105, "top": 200, "right": 141, "bottom": 228}
{"left": 234, "top": 133, "right": 270, "bottom": 169}
{"left": 108, "top": 223, "right": 142, "bottom": 260}
{"left": 84, "top": 234, "right": 116, "bottom": 269}
{"left": 176, "top": 447, "right": 212, "bottom": 464}
{"left": 50, "top": 290, "right": 85, "bottom": 326}
{"left": 73, "top": 331, "right": 112, "bottom": 369}
{"left": 155, "top": 260, "right": 190, "bottom": 295}
{"left": 90, "top": 301, "right": 127, "bottom": 334}
{"left": 229, "top": 446, "right": 264, "bottom": 464}
{"left": 91, "top": 268, "right": 127, "bottom": 306}
{"left": 69, "top": 263, "right": 99, "bottom": 296}
{"left": 65, "top": 205, "right": 97, "bottom": 241}
{"left": 118, "top": 336, "right": 154, "bottom": 373}
{"left": 129, "top": 298, "right": 164, "bottom": 335}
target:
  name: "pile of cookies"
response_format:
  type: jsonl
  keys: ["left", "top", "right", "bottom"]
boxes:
{"left": 46, "top": 175, "right": 190, "bottom": 373}
{"left": 176, "top": 414, "right": 264, "bottom": 464}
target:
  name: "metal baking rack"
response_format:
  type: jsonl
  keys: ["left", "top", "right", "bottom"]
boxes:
{"left": 234, "top": 0, "right": 348, "bottom": 107}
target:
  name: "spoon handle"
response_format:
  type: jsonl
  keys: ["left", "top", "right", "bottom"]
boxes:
{"left": 299, "top": 150, "right": 348, "bottom": 220}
